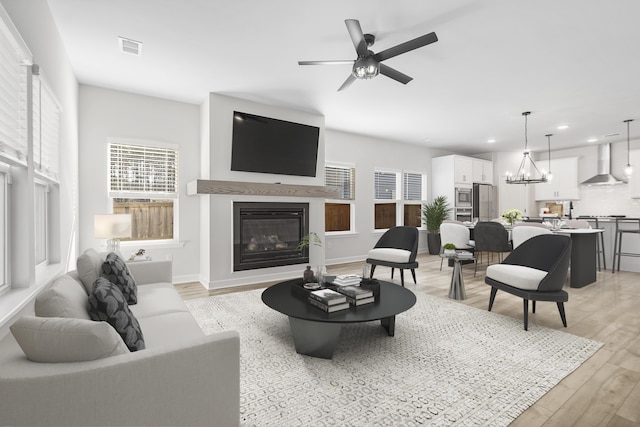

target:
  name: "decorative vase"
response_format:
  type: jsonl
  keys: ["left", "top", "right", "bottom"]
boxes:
{"left": 303, "top": 266, "right": 314, "bottom": 283}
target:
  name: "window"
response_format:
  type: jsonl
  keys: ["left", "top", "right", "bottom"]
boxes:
{"left": 32, "top": 70, "right": 60, "bottom": 180}
{"left": 403, "top": 172, "right": 426, "bottom": 228}
{"left": 324, "top": 165, "right": 355, "bottom": 233}
{"left": 374, "top": 170, "right": 400, "bottom": 230}
{"left": 34, "top": 181, "right": 48, "bottom": 265}
{"left": 0, "top": 165, "right": 8, "bottom": 291}
{"left": 108, "top": 140, "right": 178, "bottom": 241}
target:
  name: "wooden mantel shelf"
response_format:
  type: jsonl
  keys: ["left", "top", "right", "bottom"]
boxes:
{"left": 187, "top": 179, "right": 340, "bottom": 198}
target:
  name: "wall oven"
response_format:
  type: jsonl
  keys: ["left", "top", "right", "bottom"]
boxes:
{"left": 455, "top": 187, "right": 472, "bottom": 208}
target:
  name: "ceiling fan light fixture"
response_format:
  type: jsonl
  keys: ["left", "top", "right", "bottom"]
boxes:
{"left": 352, "top": 56, "right": 378, "bottom": 79}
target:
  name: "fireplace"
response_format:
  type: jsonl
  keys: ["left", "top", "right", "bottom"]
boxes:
{"left": 233, "top": 202, "right": 309, "bottom": 271}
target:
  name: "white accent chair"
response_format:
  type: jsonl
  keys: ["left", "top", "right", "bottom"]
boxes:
{"left": 366, "top": 226, "right": 419, "bottom": 287}
{"left": 511, "top": 224, "right": 552, "bottom": 249}
{"left": 439, "top": 222, "right": 475, "bottom": 270}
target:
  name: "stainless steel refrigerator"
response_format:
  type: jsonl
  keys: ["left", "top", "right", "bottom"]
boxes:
{"left": 473, "top": 183, "right": 496, "bottom": 221}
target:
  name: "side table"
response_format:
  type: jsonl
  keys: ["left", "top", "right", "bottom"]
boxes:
{"left": 440, "top": 252, "right": 475, "bottom": 300}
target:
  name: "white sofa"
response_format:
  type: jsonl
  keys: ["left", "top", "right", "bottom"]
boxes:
{"left": 0, "top": 251, "right": 240, "bottom": 427}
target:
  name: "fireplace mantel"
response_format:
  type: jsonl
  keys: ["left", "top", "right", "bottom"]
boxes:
{"left": 187, "top": 179, "right": 340, "bottom": 198}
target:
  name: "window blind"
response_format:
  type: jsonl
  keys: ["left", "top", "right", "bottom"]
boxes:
{"left": 109, "top": 142, "right": 179, "bottom": 198}
{"left": 403, "top": 172, "right": 424, "bottom": 200}
{"left": 325, "top": 165, "right": 355, "bottom": 200}
{"left": 33, "top": 72, "right": 60, "bottom": 180}
{"left": 0, "top": 12, "right": 30, "bottom": 164}
{"left": 374, "top": 171, "right": 397, "bottom": 200}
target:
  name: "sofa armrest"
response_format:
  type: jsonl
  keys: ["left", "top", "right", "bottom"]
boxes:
{"left": 126, "top": 259, "right": 172, "bottom": 285}
{"left": 0, "top": 330, "right": 240, "bottom": 427}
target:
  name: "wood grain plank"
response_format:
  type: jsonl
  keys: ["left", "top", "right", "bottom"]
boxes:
{"left": 186, "top": 179, "right": 340, "bottom": 198}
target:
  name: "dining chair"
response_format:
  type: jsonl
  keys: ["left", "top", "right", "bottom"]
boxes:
{"left": 511, "top": 224, "right": 552, "bottom": 249}
{"left": 439, "top": 222, "right": 474, "bottom": 270}
{"left": 473, "top": 221, "right": 512, "bottom": 275}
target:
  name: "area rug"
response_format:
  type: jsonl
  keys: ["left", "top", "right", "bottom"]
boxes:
{"left": 185, "top": 289, "right": 602, "bottom": 427}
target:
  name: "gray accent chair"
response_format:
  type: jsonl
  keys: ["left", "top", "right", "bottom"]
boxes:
{"left": 485, "top": 234, "right": 572, "bottom": 330}
{"left": 366, "top": 226, "right": 419, "bottom": 287}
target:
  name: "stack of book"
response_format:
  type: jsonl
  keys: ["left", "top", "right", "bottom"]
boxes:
{"left": 335, "top": 285, "right": 375, "bottom": 306}
{"left": 455, "top": 250, "right": 474, "bottom": 259}
{"left": 332, "top": 274, "right": 362, "bottom": 286}
{"left": 308, "top": 289, "right": 349, "bottom": 312}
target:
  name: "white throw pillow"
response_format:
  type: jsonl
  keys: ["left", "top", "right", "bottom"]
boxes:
{"left": 35, "top": 275, "right": 91, "bottom": 320}
{"left": 76, "top": 248, "right": 105, "bottom": 294}
{"left": 10, "top": 316, "right": 129, "bottom": 363}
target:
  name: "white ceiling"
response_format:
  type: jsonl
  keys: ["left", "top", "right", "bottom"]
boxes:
{"left": 46, "top": 0, "right": 640, "bottom": 155}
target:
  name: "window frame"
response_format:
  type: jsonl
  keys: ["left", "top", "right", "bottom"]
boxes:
{"left": 107, "top": 138, "right": 180, "bottom": 245}
{"left": 373, "top": 169, "right": 401, "bottom": 231}
{"left": 325, "top": 163, "right": 356, "bottom": 235}
{"left": 402, "top": 171, "right": 427, "bottom": 229}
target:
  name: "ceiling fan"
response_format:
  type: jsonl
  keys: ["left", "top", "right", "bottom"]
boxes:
{"left": 298, "top": 19, "right": 438, "bottom": 91}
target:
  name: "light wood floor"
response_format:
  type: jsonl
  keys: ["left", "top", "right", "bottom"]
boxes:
{"left": 175, "top": 253, "right": 640, "bottom": 426}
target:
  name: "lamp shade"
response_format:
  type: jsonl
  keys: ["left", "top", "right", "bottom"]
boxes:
{"left": 94, "top": 214, "right": 132, "bottom": 239}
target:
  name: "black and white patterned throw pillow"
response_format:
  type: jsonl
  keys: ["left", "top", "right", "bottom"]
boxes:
{"left": 101, "top": 252, "right": 137, "bottom": 304}
{"left": 88, "top": 277, "right": 145, "bottom": 352}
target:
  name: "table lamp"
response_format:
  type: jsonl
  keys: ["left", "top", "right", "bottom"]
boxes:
{"left": 94, "top": 214, "right": 132, "bottom": 255}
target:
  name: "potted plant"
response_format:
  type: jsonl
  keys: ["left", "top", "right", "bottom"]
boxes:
{"left": 443, "top": 243, "right": 456, "bottom": 255}
{"left": 422, "top": 195, "right": 452, "bottom": 255}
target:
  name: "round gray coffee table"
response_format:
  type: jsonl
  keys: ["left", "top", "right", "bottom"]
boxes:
{"left": 262, "top": 278, "right": 416, "bottom": 359}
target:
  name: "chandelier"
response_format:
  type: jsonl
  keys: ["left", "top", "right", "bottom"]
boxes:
{"left": 506, "top": 112, "right": 548, "bottom": 184}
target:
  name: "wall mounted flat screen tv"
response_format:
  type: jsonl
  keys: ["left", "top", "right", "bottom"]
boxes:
{"left": 230, "top": 111, "right": 320, "bottom": 177}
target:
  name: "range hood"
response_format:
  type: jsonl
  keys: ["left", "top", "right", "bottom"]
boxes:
{"left": 580, "top": 144, "right": 625, "bottom": 186}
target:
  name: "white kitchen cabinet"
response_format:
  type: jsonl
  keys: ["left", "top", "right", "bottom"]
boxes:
{"left": 534, "top": 157, "right": 580, "bottom": 201}
{"left": 628, "top": 150, "right": 640, "bottom": 198}
{"left": 472, "top": 159, "right": 493, "bottom": 185}
{"left": 454, "top": 156, "right": 473, "bottom": 185}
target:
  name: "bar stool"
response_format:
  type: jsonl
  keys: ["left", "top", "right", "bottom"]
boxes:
{"left": 612, "top": 218, "right": 640, "bottom": 273}
{"left": 577, "top": 216, "right": 606, "bottom": 271}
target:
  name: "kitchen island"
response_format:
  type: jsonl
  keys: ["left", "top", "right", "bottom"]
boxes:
{"left": 553, "top": 228, "right": 604, "bottom": 287}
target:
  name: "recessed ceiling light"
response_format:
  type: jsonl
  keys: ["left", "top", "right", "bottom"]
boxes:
{"left": 557, "top": 125, "right": 569, "bottom": 130}
{"left": 487, "top": 138, "right": 496, "bottom": 143}
{"left": 587, "top": 138, "right": 598, "bottom": 143}
{"left": 118, "top": 36, "right": 142, "bottom": 56}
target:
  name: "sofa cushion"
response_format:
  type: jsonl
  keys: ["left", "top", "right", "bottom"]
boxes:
{"left": 10, "top": 316, "right": 129, "bottom": 363}
{"left": 367, "top": 248, "right": 412, "bottom": 263}
{"left": 486, "top": 264, "right": 548, "bottom": 290}
{"left": 101, "top": 252, "right": 137, "bottom": 304}
{"left": 137, "top": 311, "right": 204, "bottom": 348}
{"left": 35, "top": 275, "right": 90, "bottom": 320}
{"left": 77, "top": 248, "right": 105, "bottom": 295}
{"left": 88, "top": 278, "right": 145, "bottom": 352}
{"left": 130, "top": 282, "right": 189, "bottom": 319}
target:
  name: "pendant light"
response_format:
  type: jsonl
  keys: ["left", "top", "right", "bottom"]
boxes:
{"left": 545, "top": 134, "right": 553, "bottom": 181}
{"left": 506, "top": 112, "right": 548, "bottom": 184}
{"left": 623, "top": 119, "right": 634, "bottom": 177}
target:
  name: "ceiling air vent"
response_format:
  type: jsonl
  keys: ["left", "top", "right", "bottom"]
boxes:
{"left": 118, "top": 36, "right": 142, "bottom": 56}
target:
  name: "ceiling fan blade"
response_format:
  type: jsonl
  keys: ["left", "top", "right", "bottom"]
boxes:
{"left": 298, "top": 60, "right": 354, "bottom": 66}
{"left": 374, "top": 32, "right": 438, "bottom": 62}
{"left": 345, "top": 19, "right": 368, "bottom": 57}
{"left": 337, "top": 74, "right": 356, "bottom": 91}
{"left": 379, "top": 64, "right": 413, "bottom": 85}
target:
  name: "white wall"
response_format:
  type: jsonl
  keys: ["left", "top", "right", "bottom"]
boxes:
{"left": 200, "top": 93, "right": 326, "bottom": 289}
{"left": 324, "top": 129, "right": 447, "bottom": 265}
{"left": 78, "top": 85, "right": 201, "bottom": 282}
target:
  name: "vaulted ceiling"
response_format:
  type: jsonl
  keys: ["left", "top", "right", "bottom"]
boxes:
{"left": 47, "top": 0, "right": 640, "bottom": 155}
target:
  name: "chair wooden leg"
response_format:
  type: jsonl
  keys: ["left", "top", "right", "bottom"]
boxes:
{"left": 410, "top": 269, "right": 417, "bottom": 284}
{"left": 440, "top": 258, "right": 444, "bottom": 271}
{"left": 391, "top": 268, "right": 395, "bottom": 279}
{"left": 488, "top": 287, "right": 498, "bottom": 311}
{"left": 532, "top": 300, "right": 536, "bottom": 313}
{"left": 523, "top": 299, "right": 529, "bottom": 331}
{"left": 399, "top": 269, "right": 405, "bottom": 287}
{"left": 370, "top": 265, "right": 377, "bottom": 279}
{"left": 557, "top": 302, "right": 567, "bottom": 327}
